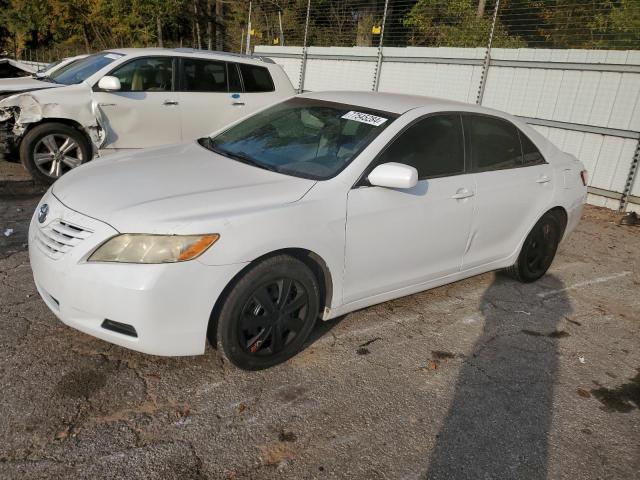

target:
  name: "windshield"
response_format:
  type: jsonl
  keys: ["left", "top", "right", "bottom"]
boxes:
{"left": 50, "top": 52, "right": 124, "bottom": 85}
{"left": 207, "top": 98, "right": 396, "bottom": 180}
{"left": 40, "top": 59, "right": 64, "bottom": 74}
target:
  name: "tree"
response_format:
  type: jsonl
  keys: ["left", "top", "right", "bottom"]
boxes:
{"left": 404, "top": 0, "right": 525, "bottom": 47}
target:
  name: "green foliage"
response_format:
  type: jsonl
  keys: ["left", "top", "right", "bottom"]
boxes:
{"left": 404, "top": 0, "right": 525, "bottom": 47}
{"left": 0, "top": 0, "right": 637, "bottom": 57}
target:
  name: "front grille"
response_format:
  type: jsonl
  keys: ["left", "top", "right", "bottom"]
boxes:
{"left": 36, "top": 219, "right": 93, "bottom": 259}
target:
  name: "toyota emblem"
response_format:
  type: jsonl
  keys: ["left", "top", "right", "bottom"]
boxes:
{"left": 38, "top": 204, "right": 49, "bottom": 224}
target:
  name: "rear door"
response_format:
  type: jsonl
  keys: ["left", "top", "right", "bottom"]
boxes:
{"left": 177, "top": 57, "right": 247, "bottom": 140}
{"left": 93, "top": 56, "right": 181, "bottom": 149}
{"left": 461, "top": 114, "right": 554, "bottom": 269}
{"left": 344, "top": 113, "right": 475, "bottom": 303}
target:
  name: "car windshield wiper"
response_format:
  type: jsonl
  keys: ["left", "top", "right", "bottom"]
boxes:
{"left": 35, "top": 75, "right": 58, "bottom": 84}
{"left": 210, "top": 145, "right": 280, "bottom": 173}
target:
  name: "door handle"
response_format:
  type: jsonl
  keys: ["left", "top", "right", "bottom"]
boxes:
{"left": 163, "top": 100, "right": 179, "bottom": 106}
{"left": 97, "top": 103, "right": 116, "bottom": 107}
{"left": 451, "top": 188, "right": 475, "bottom": 200}
{"left": 232, "top": 101, "right": 246, "bottom": 106}
{"left": 536, "top": 175, "right": 551, "bottom": 184}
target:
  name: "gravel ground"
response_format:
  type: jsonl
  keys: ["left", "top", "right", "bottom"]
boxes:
{"left": 1, "top": 159, "right": 639, "bottom": 479}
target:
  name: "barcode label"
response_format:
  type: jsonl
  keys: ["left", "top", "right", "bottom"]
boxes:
{"left": 341, "top": 111, "right": 388, "bottom": 126}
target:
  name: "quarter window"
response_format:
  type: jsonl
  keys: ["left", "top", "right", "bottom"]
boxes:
{"left": 465, "top": 115, "right": 522, "bottom": 172}
{"left": 377, "top": 114, "right": 465, "bottom": 179}
{"left": 239, "top": 64, "right": 274, "bottom": 92}
{"left": 519, "top": 131, "right": 545, "bottom": 165}
{"left": 181, "top": 58, "right": 227, "bottom": 92}
{"left": 110, "top": 57, "right": 173, "bottom": 92}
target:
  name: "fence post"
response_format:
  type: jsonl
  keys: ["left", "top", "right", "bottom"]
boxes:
{"left": 372, "top": 0, "right": 389, "bottom": 92}
{"left": 476, "top": 0, "right": 500, "bottom": 105}
{"left": 620, "top": 140, "right": 640, "bottom": 212}
{"left": 297, "top": 0, "right": 311, "bottom": 94}
{"left": 245, "top": 1, "right": 252, "bottom": 55}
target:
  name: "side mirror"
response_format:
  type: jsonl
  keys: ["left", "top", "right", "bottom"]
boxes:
{"left": 98, "top": 76, "right": 121, "bottom": 91}
{"left": 367, "top": 162, "right": 418, "bottom": 189}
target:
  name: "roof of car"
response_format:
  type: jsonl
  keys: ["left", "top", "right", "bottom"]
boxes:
{"left": 299, "top": 91, "right": 473, "bottom": 115}
{"left": 106, "top": 48, "right": 275, "bottom": 65}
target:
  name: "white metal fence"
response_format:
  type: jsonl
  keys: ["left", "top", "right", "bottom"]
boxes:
{"left": 256, "top": 44, "right": 640, "bottom": 213}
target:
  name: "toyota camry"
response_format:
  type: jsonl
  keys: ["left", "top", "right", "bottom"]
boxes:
{"left": 28, "top": 91, "right": 587, "bottom": 370}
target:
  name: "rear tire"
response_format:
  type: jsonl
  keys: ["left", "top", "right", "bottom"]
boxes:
{"left": 213, "top": 255, "right": 320, "bottom": 370}
{"left": 506, "top": 212, "right": 561, "bottom": 283}
{"left": 20, "top": 122, "right": 92, "bottom": 184}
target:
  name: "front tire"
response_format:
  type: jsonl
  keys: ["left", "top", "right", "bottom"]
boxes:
{"left": 214, "top": 255, "right": 320, "bottom": 370}
{"left": 20, "top": 122, "right": 92, "bottom": 184}
{"left": 506, "top": 212, "right": 562, "bottom": 283}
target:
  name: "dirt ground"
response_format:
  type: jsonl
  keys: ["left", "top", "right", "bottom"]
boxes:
{"left": 1, "top": 159, "right": 639, "bottom": 479}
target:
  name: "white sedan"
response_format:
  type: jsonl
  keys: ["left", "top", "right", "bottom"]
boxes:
{"left": 28, "top": 92, "right": 587, "bottom": 370}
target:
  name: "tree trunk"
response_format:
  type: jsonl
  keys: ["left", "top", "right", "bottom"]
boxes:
{"left": 193, "top": 0, "right": 202, "bottom": 49}
{"left": 81, "top": 24, "right": 90, "bottom": 53}
{"left": 356, "top": 1, "right": 376, "bottom": 46}
{"left": 206, "top": 0, "right": 213, "bottom": 50}
{"left": 477, "top": 0, "right": 486, "bottom": 18}
{"left": 156, "top": 16, "right": 163, "bottom": 47}
{"left": 215, "top": 0, "right": 224, "bottom": 50}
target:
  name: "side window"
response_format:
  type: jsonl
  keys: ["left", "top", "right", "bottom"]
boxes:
{"left": 110, "top": 57, "right": 173, "bottom": 92}
{"left": 465, "top": 115, "right": 522, "bottom": 172}
{"left": 239, "top": 64, "right": 275, "bottom": 92}
{"left": 519, "top": 131, "right": 546, "bottom": 166}
{"left": 228, "top": 63, "right": 242, "bottom": 92}
{"left": 181, "top": 58, "right": 227, "bottom": 92}
{"left": 377, "top": 114, "right": 465, "bottom": 179}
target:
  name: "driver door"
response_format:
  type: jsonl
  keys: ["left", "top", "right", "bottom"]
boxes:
{"left": 93, "top": 56, "right": 182, "bottom": 149}
{"left": 343, "top": 114, "right": 475, "bottom": 304}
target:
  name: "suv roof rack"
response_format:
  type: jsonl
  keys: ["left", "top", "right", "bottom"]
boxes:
{"left": 171, "top": 48, "right": 275, "bottom": 64}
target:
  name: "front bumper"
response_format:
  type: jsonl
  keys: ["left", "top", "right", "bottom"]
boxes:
{"left": 28, "top": 192, "right": 246, "bottom": 356}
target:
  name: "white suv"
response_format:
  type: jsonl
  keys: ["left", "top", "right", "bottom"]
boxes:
{"left": 0, "top": 48, "right": 295, "bottom": 183}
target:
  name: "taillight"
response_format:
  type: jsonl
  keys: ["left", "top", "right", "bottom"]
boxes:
{"left": 580, "top": 170, "right": 588, "bottom": 186}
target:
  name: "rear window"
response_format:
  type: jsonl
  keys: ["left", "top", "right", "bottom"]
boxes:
{"left": 181, "top": 58, "right": 227, "bottom": 92}
{"left": 239, "top": 64, "right": 274, "bottom": 92}
{"left": 465, "top": 115, "right": 523, "bottom": 172}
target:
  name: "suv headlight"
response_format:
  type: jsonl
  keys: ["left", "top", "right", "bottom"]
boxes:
{"left": 88, "top": 234, "right": 219, "bottom": 263}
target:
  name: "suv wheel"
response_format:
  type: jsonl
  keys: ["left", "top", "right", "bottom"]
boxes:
{"left": 20, "top": 122, "right": 92, "bottom": 184}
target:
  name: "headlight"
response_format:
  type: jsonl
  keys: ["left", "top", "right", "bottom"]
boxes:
{"left": 88, "top": 234, "right": 219, "bottom": 263}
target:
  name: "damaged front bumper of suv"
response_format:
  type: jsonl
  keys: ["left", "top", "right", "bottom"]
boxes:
{"left": 0, "top": 83, "right": 106, "bottom": 157}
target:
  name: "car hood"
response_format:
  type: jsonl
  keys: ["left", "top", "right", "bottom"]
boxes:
{"left": 0, "top": 77, "right": 62, "bottom": 98}
{"left": 52, "top": 142, "right": 317, "bottom": 233}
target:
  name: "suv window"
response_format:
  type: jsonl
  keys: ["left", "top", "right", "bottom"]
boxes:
{"left": 519, "top": 131, "right": 545, "bottom": 165}
{"left": 377, "top": 114, "right": 465, "bottom": 179}
{"left": 465, "top": 115, "right": 522, "bottom": 172}
{"left": 239, "top": 64, "right": 274, "bottom": 92}
{"left": 181, "top": 58, "right": 227, "bottom": 92}
{"left": 110, "top": 57, "right": 173, "bottom": 92}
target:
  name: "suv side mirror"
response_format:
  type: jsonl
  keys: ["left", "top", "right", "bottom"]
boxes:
{"left": 368, "top": 162, "right": 418, "bottom": 189}
{"left": 98, "top": 76, "right": 121, "bottom": 91}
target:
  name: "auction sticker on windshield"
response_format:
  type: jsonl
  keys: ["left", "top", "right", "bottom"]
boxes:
{"left": 342, "top": 111, "right": 388, "bottom": 126}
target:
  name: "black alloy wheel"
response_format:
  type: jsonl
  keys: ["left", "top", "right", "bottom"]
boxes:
{"left": 507, "top": 212, "right": 562, "bottom": 283}
{"left": 214, "top": 255, "right": 320, "bottom": 370}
